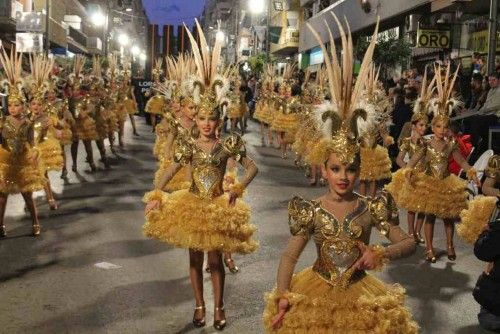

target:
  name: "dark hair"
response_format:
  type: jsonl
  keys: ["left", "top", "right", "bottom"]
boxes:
{"left": 449, "top": 121, "right": 461, "bottom": 134}
{"left": 472, "top": 73, "right": 483, "bottom": 82}
{"left": 490, "top": 72, "right": 500, "bottom": 80}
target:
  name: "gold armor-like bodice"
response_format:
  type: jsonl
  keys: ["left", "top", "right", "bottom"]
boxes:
{"left": 288, "top": 193, "right": 394, "bottom": 289}
{"left": 0, "top": 117, "right": 33, "bottom": 155}
{"left": 400, "top": 137, "right": 426, "bottom": 172}
{"left": 32, "top": 114, "right": 49, "bottom": 145}
{"left": 174, "top": 133, "right": 246, "bottom": 200}
{"left": 424, "top": 138, "right": 457, "bottom": 179}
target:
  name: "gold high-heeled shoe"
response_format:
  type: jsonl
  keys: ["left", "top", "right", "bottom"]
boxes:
{"left": 192, "top": 305, "right": 206, "bottom": 327}
{"left": 415, "top": 233, "right": 425, "bottom": 244}
{"left": 425, "top": 249, "right": 436, "bottom": 263}
{"left": 32, "top": 224, "right": 41, "bottom": 237}
{"left": 224, "top": 258, "right": 239, "bottom": 274}
{"left": 0, "top": 224, "right": 6, "bottom": 237}
{"left": 213, "top": 306, "right": 226, "bottom": 331}
{"left": 447, "top": 245, "right": 456, "bottom": 261}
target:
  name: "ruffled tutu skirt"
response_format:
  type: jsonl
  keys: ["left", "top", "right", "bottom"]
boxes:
{"left": 153, "top": 159, "right": 191, "bottom": 192}
{"left": 123, "top": 98, "right": 137, "bottom": 115}
{"left": 115, "top": 104, "right": 128, "bottom": 122}
{"left": 143, "top": 189, "right": 258, "bottom": 253}
{"left": 75, "top": 116, "right": 98, "bottom": 141}
{"left": 153, "top": 134, "right": 167, "bottom": 159}
{"left": 360, "top": 145, "right": 392, "bottom": 181}
{"left": 227, "top": 104, "right": 246, "bottom": 119}
{"left": 0, "top": 147, "right": 46, "bottom": 194}
{"left": 458, "top": 196, "right": 498, "bottom": 244}
{"left": 385, "top": 169, "right": 409, "bottom": 209}
{"left": 263, "top": 267, "right": 418, "bottom": 334}
{"left": 395, "top": 169, "right": 468, "bottom": 219}
{"left": 145, "top": 96, "right": 165, "bottom": 115}
{"left": 59, "top": 123, "right": 73, "bottom": 146}
{"left": 38, "top": 137, "right": 63, "bottom": 171}
{"left": 256, "top": 103, "right": 275, "bottom": 125}
{"left": 271, "top": 113, "right": 298, "bottom": 133}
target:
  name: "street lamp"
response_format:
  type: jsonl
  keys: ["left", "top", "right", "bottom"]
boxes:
{"left": 91, "top": 11, "right": 106, "bottom": 26}
{"left": 131, "top": 45, "right": 140, "bottom": 56}
{"left": 118, "top": 33, "right": 129, "bottom": 46}
{"left": 139, "top": 53, "right": 147, "bottom": 61}
{"left": 248, "top": 0, "right": 265, "bottom": 14}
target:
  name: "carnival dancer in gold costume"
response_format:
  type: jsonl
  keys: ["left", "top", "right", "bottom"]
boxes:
{"left": 271, "top": 65, "right": 300, "bottom": 159}
{"left": 27, "top": 54, "right": 63, "bottom": 210}
{"left": 403, "top": 64, "right": 480, "bottom": 263}
{"left": 69, "top": 55, "right": 98, "bottom": 172}
{"left": 121, "top": 59, "right": 139, "bottom": 137}
{"left": 46, "top": 79, "right": 74, "bottom": 178}
{"left": 357, "top": 67, "right": 393, "bottom": 198}
{"left": 263, "top": 17, "right": 418, "bottom": 334}
{"left": 254, "top": 65, "right": 276, "bottom": 147}
{"left": 0, "top": 48, "right": 45, "bottom": 237}
{"left": 385, "top": 70, "right": 434, "bottom": 244}
{"left": 457, "top": 154, "right": 499, "bottom": 245}
{"left": 227, "top": 75, "right": 247, "bottom": 134}
{"left": 152, "top": 54, "right": 196, "bottom": 193}
{"left": 145, "top": 58, "right": 166, "bottom": 132}
{"left": 144, "top": 20, "right": 258, "bottom": 331}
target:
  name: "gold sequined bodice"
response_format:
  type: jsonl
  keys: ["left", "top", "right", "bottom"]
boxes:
{"left": 32, "top": 114, "right": 49, "bottom": 144}
{"left": 0, "top": 117, "right": 33, "bottom": 155}
{"left": 400, "top": 137, "right": 426, "bottom": 171}
{"left": 288, "top": 194, "right": 394, "bottom": 288}
{"left": 424, "top": 138, "right": 457, "bottom": 179}
{"left": 174, "top": 133, "right": 246, "bottom": 199}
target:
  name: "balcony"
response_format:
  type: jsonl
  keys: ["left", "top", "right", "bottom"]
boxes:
{"left": 300, "top": 0, "right": 431, "bottom": 52}
{"left": 0, "top": 0, "right": 20, "bottom": 33}
{"left": 49, "top": 17, "right": 68, "bottom": 48}
{"left": 87, "top": 36, "right": 103, "bottom": 54}
{"left": 271, "top": 28, "right": 299, "bottom": 55}
{"left": 216, "top": 1, "right": 231, "bottom": 16}
{"left": 67, "top": 25, "right": 87, "bottom": 53}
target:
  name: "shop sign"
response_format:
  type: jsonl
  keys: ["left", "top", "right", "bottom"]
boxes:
{"left": 417, "top": 28, "right": 450, "bottom": 48}
{"left": 470, "top": 30, "right": 500, "bottom": 53}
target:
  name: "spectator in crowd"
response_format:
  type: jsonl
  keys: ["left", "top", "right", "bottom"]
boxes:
{"left": 473, "top": 209, "right": 500, "bottom": 332}
{"left": 239, "top": 80, "right": 253, "bottom": 131}
{"left": 467, "top": 73, "right": 485, "bottom": 110}
{"left": 448, "top": 121, "right": 473, "bottom": 175}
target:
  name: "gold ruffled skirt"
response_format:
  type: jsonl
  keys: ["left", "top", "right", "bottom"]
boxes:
{"left": 227, "top": 104, "right": 246, "bottom": 119}
{"left": 153, "top": 134, "right": 167, "bottom": 159}
{"left": 143, "top": 189, "right": 258, "bottom": 253}
{"left": 59, "top": 124, "right": 73, "bottom": 146}
{"left": 263, "top": 267, "right": 418, "bottom": 334}
{"left": 145, "top": 96, "right": 165, "bottom": 115}
{"left": 75, "top": 116, "right": 98, "bottom": 141}
{"left": 458, "top": 196, "right": 497, "bottom": 244}
{"left": 385, "top": 169, "right": 409, "bottom": 209}
{"left": 38, "top": 137, "right": 63, "bottom": 171}
{"left": 271, "top": 113, "right": 298, "bottom": 133}
{"left": 0, "top": 147, "right": 46, "bottom": 194}
{"left": 123, "top": 99, "right": 137, "bottom": 115}
{"left": 360, "top": 145, "right": 392, "bottom": 181}
{"left": 255, "top": 103, "right": 275, "bottom": 125}
{"left": 395, "top": 170, "right": 468, "bottom": 219}
{"left": 153, "top": 159, "right": 191, "bottom": 192}
{"left": 115, "top": 104, "right": 128, "bottom": 122}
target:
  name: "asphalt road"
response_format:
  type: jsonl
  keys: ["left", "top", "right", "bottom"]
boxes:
{"left": 0, "top": 117, "right": 491, "bottom": 334}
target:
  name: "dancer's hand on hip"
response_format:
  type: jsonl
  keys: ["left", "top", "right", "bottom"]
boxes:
{"left": 271, "top": 298, "right": 289, "bottom": 330}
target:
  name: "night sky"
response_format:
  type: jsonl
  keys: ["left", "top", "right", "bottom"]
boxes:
{"left": 142, "top": 0, "right": 206, "bottom": 28}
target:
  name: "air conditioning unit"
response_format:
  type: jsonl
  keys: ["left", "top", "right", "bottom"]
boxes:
{"left": 405, "top": 14, "right": 420, "bottom": 33}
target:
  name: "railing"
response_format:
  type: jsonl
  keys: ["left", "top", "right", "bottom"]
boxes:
{"left": 68, "top": 26, "right": 87, "bottom": 46}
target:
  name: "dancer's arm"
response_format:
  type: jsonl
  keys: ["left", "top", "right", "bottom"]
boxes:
{"left": 452, "top": 148, "right": 479, "bottom": 185}
{"left": 483, "top": 177, "right": 499, "bottom": 197}
{"left": 396, "top": 141, "right": 409, "bottom": 168}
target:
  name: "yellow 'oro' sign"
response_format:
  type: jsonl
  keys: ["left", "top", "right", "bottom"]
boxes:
{"left": 417, "top": 29, "right": 451, "bottom": 48}
{"left": 470, "top": 30, "right": 500, "bottom": 53}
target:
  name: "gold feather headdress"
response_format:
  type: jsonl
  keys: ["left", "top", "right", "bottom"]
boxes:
{"left": 152, "top": 57, "right": 163, "bottom": 83}
{"left": 106, "top": 54, "right": 119, "bottom": 85}
{"left": 28, "top": 53, "right": 55, "bottom": 102}
{"left": 158, "top": 53, "right": 196, "bottom": 102}
{"left": 411, "top": 67, "right": 435, "bottom": 124}
{"left": 184, "top": 18, "right": 229, "bottom": 118}
{"left": 428, "top": 63, "right": 460, "bottom": 125}
{"left": 69, "top": 54, "right": 85, "bottom": 89}
{"left": 307, "top": 14, "right": 379, "bottom": 165}
{"left": 0, "top": 47, "right": 25, "bottom": 104}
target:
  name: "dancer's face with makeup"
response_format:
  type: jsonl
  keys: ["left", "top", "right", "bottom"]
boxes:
{"left": 321, "top": 152, "right": 360, "bottom": 197}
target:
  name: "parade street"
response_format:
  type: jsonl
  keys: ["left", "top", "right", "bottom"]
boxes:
{"left": 0, "top": 119, "right": 489, "bottom": 334}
